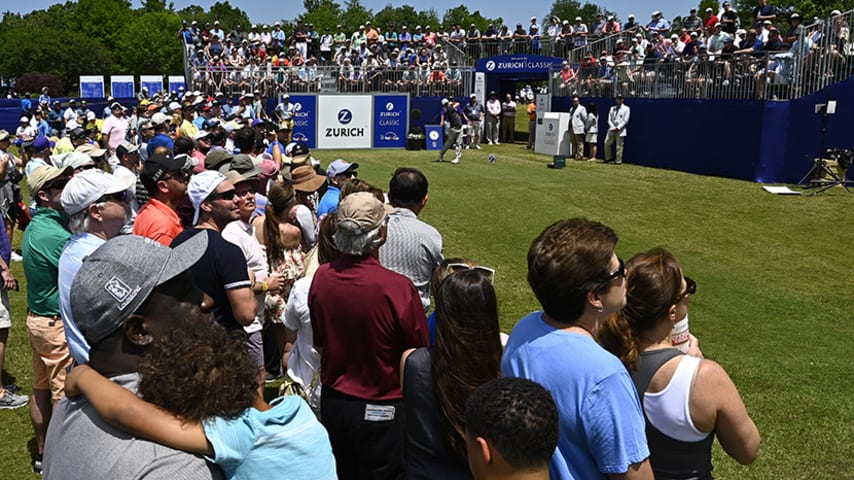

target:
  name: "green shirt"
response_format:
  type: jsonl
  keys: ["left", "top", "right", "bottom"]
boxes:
{"left": 23, "top": 207, "right": 70, "bottom": 316}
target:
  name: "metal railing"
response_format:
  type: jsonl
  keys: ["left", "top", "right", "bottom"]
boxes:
{"left": 567, "top": 26, "right": 644, "bottom": 64}
{"left": 790, "top": 10, "right": 854, "bottom": 98}
{"left": 548, "top": 52, "right": 802, "bottom": 100}
{"left": 187, "top": 64, "right": 475, "bottom": 97}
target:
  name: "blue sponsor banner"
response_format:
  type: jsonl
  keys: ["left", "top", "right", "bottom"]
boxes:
{"left": 290, "top": 95, "right": 316, "bottom": 149}
{"left": 140, "top": 76, "right": 164, "bottom": 96}
{"left": 425, "top": 125, "right": 443, "bottom": 150}
{"left": 110, "top": 77, "right": 135, "bottom": 98}
{"left": 476, "top": 54, "right": 565, "bottom": 74}
{"left": 373, "top": 95, "right": 407, "bottom": 148}
{"left": 168, "top": 78, "right": 186, "bottom": 94}
{"left": 80, "top": 76, "right": 105, "bottom": 98}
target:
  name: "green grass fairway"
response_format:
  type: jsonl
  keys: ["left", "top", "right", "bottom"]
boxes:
{"left": 2, "top": 144, "right": 852, "bottom": 478}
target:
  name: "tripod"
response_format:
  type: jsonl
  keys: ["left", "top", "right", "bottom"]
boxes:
{"left": 799, "top": 149, "right": 854, "bottom": 196}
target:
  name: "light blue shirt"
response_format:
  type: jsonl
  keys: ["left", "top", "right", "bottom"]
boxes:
{"left": 59, "top": 232, "right": 105, "bottom": 364}
{"left": 316, "top": 185, "right": 340, "bottom": 218}
{"left": 501, "top": 311, "right": 649, "bottom": 479}
{"left": 203, "top": 396, "right": 336, "bottom": 480}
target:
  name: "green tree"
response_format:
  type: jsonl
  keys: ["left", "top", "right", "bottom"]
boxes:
{"left": 68, "top": 0, "right": 135, "bottom": 52}
{"left": 341, "top": 0, "right": 373, "bottom": 32}
{"left": 299, "top": 0, "right": 344, "bottom": 33}
{"left": 547, "top": 0, "right": 614, "bottom": 25}
{"left": 441, "top": 5, "right": 501, "bottom": 31}
{"left": 115, "top": 11, "right": 183, "bottom": 75}
{"left": 206, "top": 1, "right": 251, "bottom": 32}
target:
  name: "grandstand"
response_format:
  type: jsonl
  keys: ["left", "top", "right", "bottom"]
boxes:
{"left": 180, "top": 9, "right": 854, "bottom": 102}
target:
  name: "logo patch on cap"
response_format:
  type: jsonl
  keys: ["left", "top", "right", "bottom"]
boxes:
{"left": 105, "top": 276, "right": 141, "bottom": 311}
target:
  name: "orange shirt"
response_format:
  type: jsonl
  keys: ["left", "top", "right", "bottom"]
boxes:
{"left": 132, "top": 197, "right": 184, "bottom": 246}
{"left": 527, "top": 103, "right": 536, "bottom": 121}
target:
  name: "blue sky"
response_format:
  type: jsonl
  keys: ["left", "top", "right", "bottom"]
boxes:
{"left": 3, "top": 0, "right": 700, "bottom": 27}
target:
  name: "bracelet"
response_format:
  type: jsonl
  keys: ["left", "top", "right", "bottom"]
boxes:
{"left": 261, "top": 280, "right": 268, "bottom": 292}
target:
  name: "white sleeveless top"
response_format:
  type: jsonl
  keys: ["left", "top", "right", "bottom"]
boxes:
{"left": 643, "top": 355, "right": 709, "bottom": 442}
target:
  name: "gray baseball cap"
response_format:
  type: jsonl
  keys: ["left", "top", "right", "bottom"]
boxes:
{"left": 72, "top": 232, "right": 208, "bottom": 345}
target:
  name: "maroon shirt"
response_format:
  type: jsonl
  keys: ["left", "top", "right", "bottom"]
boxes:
{"left": 310, "top": 255, "right": 428, "bottom": 401}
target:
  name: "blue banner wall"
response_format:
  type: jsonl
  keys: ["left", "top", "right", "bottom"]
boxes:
{"left": 373, "top": 95, "right": 408, "bottom": 148}
{"left": 290, "top": 95, "right": 316, "bottom": 149}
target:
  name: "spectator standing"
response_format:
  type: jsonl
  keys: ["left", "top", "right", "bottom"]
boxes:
{"left": 526, "top": 101, "right": 537, "bottom": 150}
{"left": 500, "top": 94, "right": 516, "bottom": 144}
{"left": 484, "top": 91, "right": 501, "bottom": 145}
{"left": 58, "top": 169, "right": 134, "bottom": 365}
{"left": 146, "top": 113, "right": 175, "bottom": 156}
{"left": 584, "top": 103, "right": 599, "bottom": 161}
{"left": 172, "top": 170, "right": 256, "bottom": 333}
{"left": 753, "top": 0, "right": 776, "bottom": 29}
{"left": 598, "top": 248, "right": 760, "bottom": 479}
{"left": 221, "top": 171, "right": 283, "bottom": 387}
{"left": 720, "top": 2, "right": 739, "bottom": 35}
{"left": 501, "top": 217, "right": 652, "bottom": 480}
{"left": 42, "top": 233, "right": 225, "bottom": 480}
{"left": 0, "top": 213, "right": 26, "bottom": 409}
{"left": 100, "top": 102, "right": 129, "bottom": 156}
{"left": 22, "top": 165, "right": 74, "bottom": 473}
{"left": 309, "top": 192, "right": 429, "bottom": 480}
{"left": 133, "top": 152, "right": 191, "bottom": 246}
{"left": 568, "top": 95, "right": 587, "bottom": 159}
{"left": 604, "top": 94, "right": 630, "bottom": 164}
{"left": 464, "top": 378, "right": 559, "bottom": 480}
{"left": 462, "top": 94, "right": 485, "bottom": 150}
{"left": 379, "top": 168, "right": 443, "bottom": 310}
{"left": 401, "top": 268, "right": 502, "bottom": 478}
{"left": 683, "top": 8, "right": 703, "bottom": 34}
{"left": 317, "top": 159, "right": 358, "bottom": 218}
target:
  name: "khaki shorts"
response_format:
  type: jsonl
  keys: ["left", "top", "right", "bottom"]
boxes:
{"left": 0, "top": 287, "right": 10, "bottom": 329}
{"left": 27, "top": 313, "right": 72, "bottom": 400}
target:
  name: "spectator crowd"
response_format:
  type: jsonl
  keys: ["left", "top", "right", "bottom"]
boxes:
{"left": 0, "top": 70, "right": 765, "bottom": 479}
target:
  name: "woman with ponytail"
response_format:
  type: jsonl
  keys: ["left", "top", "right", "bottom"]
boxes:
{"left": 252, "top": 181, "right": 305, "bottom": 375}
{"left": 599, "top": 247, "right": 760, "bottom": 480}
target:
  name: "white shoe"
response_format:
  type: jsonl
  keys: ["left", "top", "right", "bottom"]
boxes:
{"left": 465, "top": 145, "right": 470, "bottom": 149}
{"left": 10, "top": 252, "right": 22, "bottom": 262}
{"left": 494, "top": 141, "right": 500, "bottom": 145}
{"left": 450, "top": 158, "right": 460, "bottom": 164}
{"left": 474, "top": 144, "right": 482, "bottom": 150}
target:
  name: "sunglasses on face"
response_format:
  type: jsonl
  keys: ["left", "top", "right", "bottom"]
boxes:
{"left": 445, "top": 262, "right": 496, "bottom": 283}
{"left": 605, "top": 257, "right": 626, "bottom": 282}
{"left": 676, "top": 276, "right": 697, "bottom": 302}
{"left": 208, "top": 189, "right": 237, "bottom": 202}
{"left": 163, "top": 171, "right": 190, "bottom": 183}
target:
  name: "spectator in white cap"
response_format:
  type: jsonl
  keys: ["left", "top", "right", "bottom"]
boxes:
{"left": 317, "top": 159, "right": 358, "bottom": 218}
{"left": 171, "top": 170, "right": 256, "bottom": 333}
{"left": 58, "top": 169, "right": 134, "bottom": 365}
{"left": 147, "top": 112, "right": 174, "bottom": 157}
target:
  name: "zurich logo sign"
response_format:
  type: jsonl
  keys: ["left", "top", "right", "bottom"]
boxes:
{"left": 485, "top": 61, "right": 496, "bottom": 71}
{"left": 338, "top": 109, "right": 352, "bottom": 124}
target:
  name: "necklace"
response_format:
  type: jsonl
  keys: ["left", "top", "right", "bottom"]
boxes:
{"left": 568, "top": 322, "right": 595, "bottom": 337}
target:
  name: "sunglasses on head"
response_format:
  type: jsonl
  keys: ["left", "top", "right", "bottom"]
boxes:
{"left": 445, "top": 262, "right": 496, "bottom": 283}
{"left": 676, "top": 276, "right": 697, "bottom": 302}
